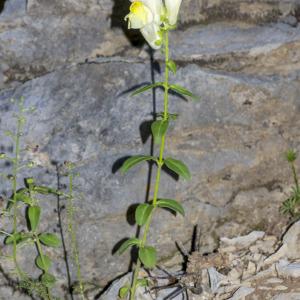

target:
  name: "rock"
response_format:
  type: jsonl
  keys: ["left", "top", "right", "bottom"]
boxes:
{"left": 265, "top": 221, "right": 300, "bottom": 265}
{"left": 221, "top": 231, "right": 265, "bottom": 250}
{"left": 226, "top": 286, "right": 255, "bottom": 300}
{"left": 272, "top": 293, "right": 300, "bottom": 300}
{"left": 276, "top": 260, "right": 300, "bottom": 278}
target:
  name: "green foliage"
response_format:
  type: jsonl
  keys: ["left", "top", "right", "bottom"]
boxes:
{"left": 151, "top": 120, "right": 169, "bottom": 144}
{"left": 41, "top": 273, "right": 56, "bottom": 288}
{"left": 36, "top": 255, "right": 52, "bottom": 272}
{"left": 28, "top": 206, "right": 41, "bottom": 232}
{"left": 119, "top": 284, "right": 130, "bottom": 298}
{"left": 135, "top": 204, "right": 154, "bottom": 226}
{"left": 39, "top": 233, "right": 61, "bottom": 248}
{"left": 170, "top": 84, "right": 199, "bottom": 100}
{"left": 118, "top": 238, "right": 141, "bottom": 254}
{"left": 4, "top": 232, "right": 30, "bottom": 245}
{"left": 139, "top": 246, "right": 157, "bottom": 269}
{"left": 157, "top": 199, "right": 185, "bottom": 216}
{"left": 164, "top": 157, "right": 191, "bottom": 180}
{"left": 131, "top": 82, "right": 164, "bottom": 96}
{"left": 281, "top": 149, "right": 300, "bottom": 218}
{"left": 286, "top": 149, "right": 297, "bottom": 163}
{"left": 167, "top": 60, "right": 177, "bottom": 74}
{"left": 121, "top": 155, "right": 156, "bottom": 173}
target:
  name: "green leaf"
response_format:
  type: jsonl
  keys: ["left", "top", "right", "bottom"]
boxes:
{"left": 39, "top": 233, "right": 61, "bottom": 248}
{"left": 119, "top": 285, "right": 130, "bottom": 298}
{"left": 36, "top": 255, "right": 52, "bottom": 271}
{"left": 157, "top": 199, "right": 185, "bottom": 216}
{"left": 151, "top": 120, "right": 169, "bottom": 144}
{"left": 28, "top": 206, "right": 41, "bottom": 231}
{"left": 33, "top": 186, "right": 60, "bottom": 195}
{"left": 41, "top": 273, "right": 56, "bottom": 288}
{"left": 4, "top": 232, "right": 30, "bottom": 245}
{"left": 135, "top": 204, "right": 154, "bottom": 226}
{"left": 286, "top": 149, "right": 297, "bottom": 163}
{"left": 120, "top": 156, "right": 155, "bottom": 173}
{"left": 118, "top": 238, "right": 141, "bottom": 255}
{"left": 15, "top": 190, "right": 32, "bottom": 205}
{"left": 167, "top": 60, "right": 177, "bottom": 74}
{"left": 164, "top": 158, "right": 191, "bottom": 180}
{"left": 131, "top": 82, "right": 163, "bottom": 96}
{"left": 139, "top": 246, "right": 157, "bottom": 269}
{"left": 170, "top": 84, "right": 199, "bottom": 100}
{"left": 136, "top": 278, "right": 148, "bottom": 287}
{"left": 25, "top": 177, "right": 35, "bottom": 189}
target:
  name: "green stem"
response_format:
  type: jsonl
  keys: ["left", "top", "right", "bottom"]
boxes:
{"left": 67, "top": 167, "right": 85, "bottom": 300}
{"left": 130, "top": 29, "right": 170, "bottom": 300}
{"left": 12, "top": 104, "right": 23, "bottom": 277}
{"left": 35, "top": 235, "right": 52, "bottom": 300}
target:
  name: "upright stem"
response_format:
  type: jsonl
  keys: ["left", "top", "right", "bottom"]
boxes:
{"left": 67, "top": 168, "right": 85, "bottom": 300}
{"left": 12, "top": 106, "right": 23, "bottom": 276}
{"left": 130, "top": 29, "right": 170, "bottom": 300}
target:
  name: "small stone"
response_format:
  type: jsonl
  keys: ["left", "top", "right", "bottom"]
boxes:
{"left": 226, "top": 286, "right": 255, "bottom": 300}
{"left": 272, "top": 293, "right": 300, "bottom": 300}
{"left": 221, "top": 231, "right": 265, "bottom": 250}
{"left": 276, "top": 260, "right": 300, "bottom": 279}
{"left": 266, "top": 278, "right": 283, "bottom": 284}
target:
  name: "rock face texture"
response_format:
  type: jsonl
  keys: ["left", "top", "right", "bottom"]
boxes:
{"left": 0, "top": 0, "right": 300, "bottom": 299}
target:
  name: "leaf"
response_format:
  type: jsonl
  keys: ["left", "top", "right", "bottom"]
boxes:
{"left": 4, "top": 232, "right": 30, "bottom": 245}
{"left": 33, "top": 186, "right": 60, "bottom": 195}
{"left": 118, "top": 238, "right": 141, "bottom": 255}
{"left": 151, "top": 120, "right": 169, "bottom": 144}
{"left": 28, "top": 206, "right": 41, "bottom": 231}
{"left": 137, "top": 278, "right": 148, "bottom": 287}
{"left": 139, "top": 246, "right": 157, "bottom": 269}
{"left": 167, "top": 60, "right": 177, "bottom": 74}
{"left": 36, "top": 255, "right": 52, "bottom": 271}
{"left": 120, "top": 156, "right": 155, "bottom": 173}
{"left": 170, "top": 84, "right": 199, "bottom": 100}
{"left": 135, "top": 204, "right": 154, "bottom": 226}
{"left": 39, "top": 233, "right": 61, "bottom": 248}
{"left": 25, "top": 177, "right": 35, "bottom": 189}
{"left": 119, "top": 285, "right": 130, "bottom": 299}
{"left": 15, "top": 190, "right": 32, "bottom": 205}
{"left": 157, "top": 199, "right": 185, "bottom": 216}
{"left": 41, "top": 273, "right": 56, "bottom": 288}
{"left": 164, "top": 158, "right": 191, "bottom": 180}
{"left": 131, "top": 82, "right": 163, "bottom": 96}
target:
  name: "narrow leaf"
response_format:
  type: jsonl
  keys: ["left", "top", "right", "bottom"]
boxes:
{"left": 33, "top": 186, "right": 60, "bottom": 195}
{"left": 118, "top": 238, "right": 141, "bottom": 255}
{"left": 157, "top": 199, "right": 185, "bottom": 216}
{"left": 131, "top": 82, "right": 163, "bottom": 96}
{"left": 151, "top": 120, "right": 169, "bottom": 144}
{"left": 120, "top": 156, "right": 154, "bottom": 173}
{"left": 36, "top": 255, "right": 52, "bottom": 271}
{"left": 28, "top": 206, "right": 41, "bottom": 231}
{"left": 164, "top": 157, "right": 191, "bottom": 180}
{"left": 135, "top": 204, "right": 154, "bottom": 226}
{"left": 139, "top": 246, "right": 157, "bottom": 269}
{"left": 39, "top": 233, "right": 61, "bottom": 248}
{"left": 167, "top": 60, "right": 177, "bottom": 74}
{"left": 170, "top": 84, "right": 199, "bottom": 100}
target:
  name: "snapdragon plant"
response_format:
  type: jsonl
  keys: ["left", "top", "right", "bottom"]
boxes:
{"left": 118, "top": 1, "right": 197, "bottom": 299}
